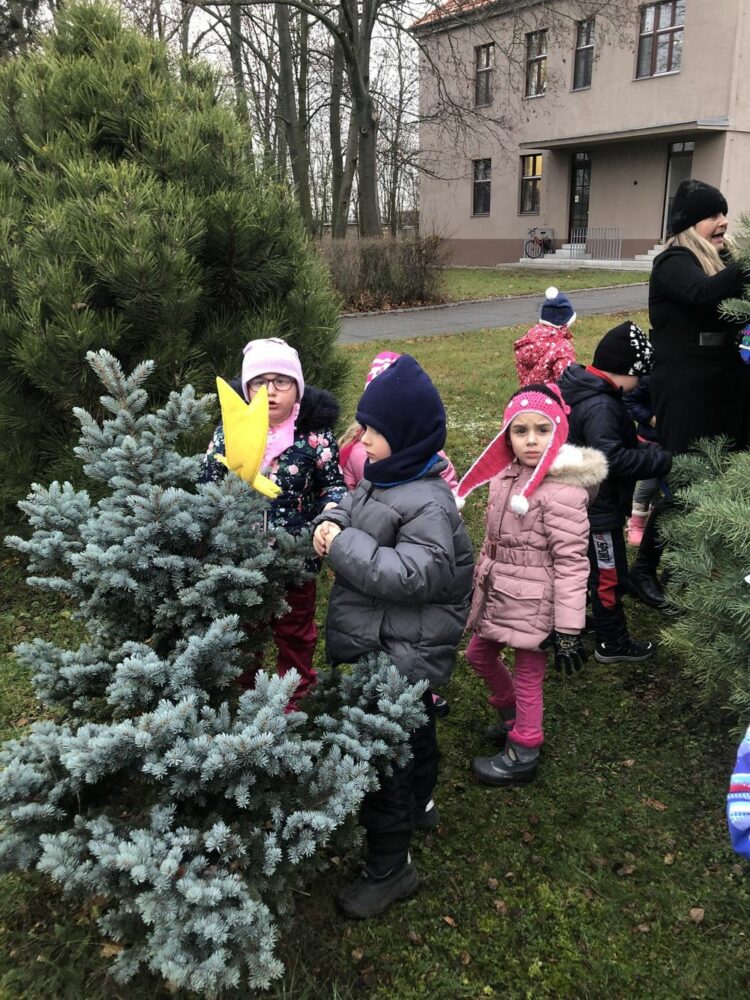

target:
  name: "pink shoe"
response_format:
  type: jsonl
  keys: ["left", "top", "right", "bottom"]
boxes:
{"left": 627, "top": 513, "right": 647, "bottom": 546}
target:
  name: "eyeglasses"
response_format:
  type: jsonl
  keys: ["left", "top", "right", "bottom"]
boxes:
{"left": 247, "top": 375, "right": 296, "bottom": 393}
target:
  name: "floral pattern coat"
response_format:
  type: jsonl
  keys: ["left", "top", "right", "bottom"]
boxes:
{"left": 199, "top": 382, "right": 347, "bottom": 539}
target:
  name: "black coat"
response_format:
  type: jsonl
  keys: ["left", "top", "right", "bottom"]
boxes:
{"left": 649, "top": 246, "right": 749, "bottom": 455}
{"left": 558, "top": 365, "right": 672, "bottom": 531}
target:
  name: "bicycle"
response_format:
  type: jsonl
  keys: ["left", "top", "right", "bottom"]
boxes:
{"left": 524, "top": 227, "right": 553, "bottom": 259}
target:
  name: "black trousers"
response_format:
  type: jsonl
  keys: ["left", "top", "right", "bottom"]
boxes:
{"left": 588, "top": 528, "right": 630, "bottom": 645}
{"left": 360, "top": 689, "right": 438, "bottom": 868}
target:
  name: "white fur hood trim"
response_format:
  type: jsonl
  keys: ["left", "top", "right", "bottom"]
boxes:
{"left": 546, "top": 444, "right": 608, "bottom": 488}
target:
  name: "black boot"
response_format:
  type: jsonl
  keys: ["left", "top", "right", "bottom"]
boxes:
{"left": 628, "top": 507, "right": 668, "bottom": 610}
{"left": 471, "top": 741, "right": 539, "bottom": 786}
{"left": 335, "top": 859, "right": 419, "bottom": 919}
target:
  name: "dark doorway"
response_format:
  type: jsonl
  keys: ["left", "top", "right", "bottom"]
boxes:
{"left": 569, "top": 151, "right": 591, "bottom": 240}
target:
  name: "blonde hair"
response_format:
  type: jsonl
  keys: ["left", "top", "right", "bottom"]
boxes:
{"left": 338, "top": 420, "right": 363, "bottom": 449}
{"left": 667, "top": 226, "right": 735, "bottom": 276}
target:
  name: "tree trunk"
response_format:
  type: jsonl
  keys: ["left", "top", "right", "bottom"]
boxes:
{"left": 355, "top": 96, "right": 381, "bottom": 236}
{"left": 277, "top": 4, "right": 314, "bottom": 233}
{"left": 332, "top": 111, "right": 357, "bottom": 239}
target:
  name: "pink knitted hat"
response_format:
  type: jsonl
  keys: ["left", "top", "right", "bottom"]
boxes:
{"left": 365, "top": 351, "right": 401, "bottom": 386}
{"left": 240, "top": 338, "right": 304, "bottom": 402}
{"left": 457, "top": 383, "right": 570, "bottom": 513}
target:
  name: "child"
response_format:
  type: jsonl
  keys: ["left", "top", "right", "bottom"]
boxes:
{"left": 457, "top": 383, "right": 606, "bottom": 785}
{"left": 623, "top": 374, "right": 660, "bottom": 546}
{"left": 338, "top": 350, "right": 463, "bottom": 718}
{"left": 728, "top": 722, "right": 750, "bottom": 860}
{"left": 313, "top": 354, "right": 474, "bottom": 919}
{"left": 338, "top": 351, "right": 462, "bottom": 502}
{"left": 514, "top": 286, "right": 577, "bottom": 387}
{"left": 200, "top": 337, "right": 346, "bottom": 700}
{"left": 558, "top": 321, "right": 672, "bottom": 663}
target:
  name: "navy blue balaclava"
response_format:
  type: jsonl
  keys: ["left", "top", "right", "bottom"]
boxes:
{"left": 355, "top": 354, "right": 446, "bottom": 486}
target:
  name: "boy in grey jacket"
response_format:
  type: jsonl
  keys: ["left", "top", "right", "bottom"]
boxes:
{"left": 313, "top": 354, "right": 473, "bottom": 919}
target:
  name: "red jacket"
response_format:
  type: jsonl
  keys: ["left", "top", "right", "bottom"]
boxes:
{"left": 514, "top": 322, "right": 576, "bottom": 387}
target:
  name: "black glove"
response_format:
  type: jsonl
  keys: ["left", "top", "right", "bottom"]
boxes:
{"left": 540, "top": 630, "right": 587, "bottom": 676}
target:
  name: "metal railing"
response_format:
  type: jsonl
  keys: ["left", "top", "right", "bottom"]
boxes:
{"left": 569, "top": 226, "right": 623, "bottom": 260}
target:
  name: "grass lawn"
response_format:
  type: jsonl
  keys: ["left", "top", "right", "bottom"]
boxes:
{"left": 441, "top": 268, "right": 649, "bottom": 304}
{"left": 2, "top": 310, "right": 749, "bottom": 999}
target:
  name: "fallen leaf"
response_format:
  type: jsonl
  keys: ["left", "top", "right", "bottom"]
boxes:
{"left": 100, "top": 941, "right": 124, "bottom": 957}
{"left": 582, "top": 707, "right": 591, "bottom": 716}
{"left": 329, "top": 856, "right": 341, "bottom": 867}
{"left": 583, "top": 888, "right": 595, "bottom": 901}
{"left": 731, "top": 863, "right": 744, "bottom": 876}
{"left": 442, "top": 915, "right": 457, "bottom": 927}
{"left": 522, "top": 830, "right": 534, "bottom": 844}
{"left": 623, "top": 759, "right": 635, "bottom": 767}
{"left": 616, "top": 864, "right": 636, "bottom": 877}
{"left": 643, "top": 797, "right": 668, "bottom": 812}
{"left": 486, "top": 877, "right": 499, "bottom": 891}
{"left": 351, "top": 947, "right": 364, "bottom": 962}
{"left": 504, "top": 870, "right": 515, "bottom": 881}
{"left": 528, "top": 814, "right": 540, "bottom": 826}
{"left": 15, "top": 718, "right": 28, "bottom": 728}
{"left": 689, "top": 907, "right": 705, "bottom": 924}
{"left": 407, "top": 930, "right": 423, "bottom": 945}
{"left": 493, "top": 898, "right": 508, "bottom": 915}
{"left": 663, "top": 854, "right": 675, "bottom": 866}
{"left": 459, "top": 951, "right": 471, "bottom": 966}
{"left": 632, "top": 923, "right": 651, "bottom": 934}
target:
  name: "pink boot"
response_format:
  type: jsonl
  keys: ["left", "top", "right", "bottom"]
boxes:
{"left": 627, "top": 512, "right": 648, "bottom": 546}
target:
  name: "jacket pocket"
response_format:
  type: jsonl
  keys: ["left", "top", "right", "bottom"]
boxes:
{"left": 483, "top": 571, "right": 551, "bottom": 636}
{"left": 492, "top": 576, "right": 546, "bottom": 602}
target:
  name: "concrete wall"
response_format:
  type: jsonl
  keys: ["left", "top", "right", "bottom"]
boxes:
{"left": 416, "top": 0, "right": 749, "bottom": 263}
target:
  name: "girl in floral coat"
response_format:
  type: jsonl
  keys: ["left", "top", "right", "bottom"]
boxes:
{"left": 200, "top": 338, "right": 346, "bottom": 700}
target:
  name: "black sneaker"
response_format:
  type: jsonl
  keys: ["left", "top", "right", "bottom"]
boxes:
{"left": 415, "top": 800, "right": 439, "bottom": 831}
{"left": 335, "top": 860, "right": 419, "bottom": 919}
{"left": 594, "top": 638, "right": 655, "bottom": 663}
{"left": 431, "top": 693, "right": 450, "bottom": 718}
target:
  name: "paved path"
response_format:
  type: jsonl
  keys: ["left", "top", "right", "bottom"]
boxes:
{"left": 339, "top": 283, "right": 648, "bottom": 344}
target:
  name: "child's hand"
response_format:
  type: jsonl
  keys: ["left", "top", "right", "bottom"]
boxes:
{"left": 540, "top": 630, "right": 587, "bottom": 676}
{"left": 313, "top": 521, "right": 342, "bottom": 557}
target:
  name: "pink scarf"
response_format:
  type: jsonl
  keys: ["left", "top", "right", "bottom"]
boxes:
{"left": 262, "top": 403, "right": 300, "bottom": 470}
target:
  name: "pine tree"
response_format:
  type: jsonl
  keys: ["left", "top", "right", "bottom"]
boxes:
{"left": 0, "top": 351, "right": 425, "bottom": 995}
{"left": 660, "top": 438, "right": 750, "bottom": 721}
{"left": 0, "top": 1, "right": 348, "bottom": 525}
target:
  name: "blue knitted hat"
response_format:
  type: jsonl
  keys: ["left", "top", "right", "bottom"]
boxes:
{"left": 540, "top": 286, "right": 576, "bottom": 328}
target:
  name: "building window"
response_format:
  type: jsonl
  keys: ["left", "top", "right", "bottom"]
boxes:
{"left": 573, "top": 19, "right": 595, "bottom": 89}
{"left": 472, "top": 158, "right": 491, "bottom": 216}
{"left": 520, "top": 154, "right": 543, "bottom": 213}
{"left": 474, "top": 43, "right": 493, "bottom": 107}
{"left": 637, "top": 1, "right": 684, "bottom": 78}
{"left": 525, "top": 30, "right": 547, "bottom": 97}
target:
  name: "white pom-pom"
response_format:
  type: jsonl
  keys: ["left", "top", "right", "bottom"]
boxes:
{"left": 510, "top": 494, "right": 529, "bottom": 515}
{"left": 545, "top": 286, "right": 558, "bottom": 299}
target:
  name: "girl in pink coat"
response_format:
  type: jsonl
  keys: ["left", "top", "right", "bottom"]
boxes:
{"left": 458, "top": 383, "right": 606, "bottom": 786}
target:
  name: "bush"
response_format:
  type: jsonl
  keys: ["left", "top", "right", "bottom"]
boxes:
{"left": 660, "top": 438, "right": 750, "bottom": 723}
{"left": 0, "top": 1, "right": 348, "bottom": 527}
{"left": 321, "top": 234, "right": 446, "bottom": 311}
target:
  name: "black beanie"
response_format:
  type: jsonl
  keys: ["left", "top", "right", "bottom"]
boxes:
{"left": 592, "top": 321, "right": 653, "bottom": 377}
{"left": 356, "top": 354, "right": 446, "bottom": 485}
{"left": 670, "top": 179, "right": 728, "bottom": 236}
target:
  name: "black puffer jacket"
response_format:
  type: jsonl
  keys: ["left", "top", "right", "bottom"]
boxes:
{"left": 558, "top": 365, "right": 672, "bottom": 531}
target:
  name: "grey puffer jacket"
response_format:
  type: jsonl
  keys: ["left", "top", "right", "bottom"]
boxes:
{"left": 315, "top": 462, "right": 474, "bottom": 687}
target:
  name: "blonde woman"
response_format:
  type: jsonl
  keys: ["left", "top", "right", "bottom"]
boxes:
{"left": 649, "top": 179, "right": 748, "bottom": 456}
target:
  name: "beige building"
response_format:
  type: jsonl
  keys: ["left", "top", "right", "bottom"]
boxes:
{"left": 413, "top": 0, "right": 750, "bottom": 265}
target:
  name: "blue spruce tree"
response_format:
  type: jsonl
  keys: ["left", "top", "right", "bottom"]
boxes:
{"left": 0, "top": 351, "right": 425, "bottom": 995}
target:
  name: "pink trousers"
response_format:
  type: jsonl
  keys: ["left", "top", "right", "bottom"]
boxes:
{"left": 466, "top": 634, "right": 547, "bottom": 748}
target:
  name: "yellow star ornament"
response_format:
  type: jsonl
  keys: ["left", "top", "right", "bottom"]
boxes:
{"left": 214, "top": 377, "right": 282, "bottom": 499}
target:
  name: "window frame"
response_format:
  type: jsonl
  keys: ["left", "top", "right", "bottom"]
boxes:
{"left": 472, "top": 158, "right": 492, "bottom": 217}
{"left": 474, "top": 43, "right": 494, "bottom": 107}
{"left": 519, "top": 154, "right": 543, "bottom": 215}
{"left": 636, "top": 1, "right": 684, "bottom": 79}
{"left": 524, "top": 29, "right": 548, "bottom": 98}
{"left": 572, "top": 18, "right": 595, "bottom": 90}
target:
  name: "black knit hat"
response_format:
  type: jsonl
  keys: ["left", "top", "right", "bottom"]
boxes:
{"left": 356, "top": 354, "right": 446, "bottom": 485}
{"left": 592, "top": 321, "right": 653, "bottom": 377}
{"left": 670, "top": 179, "right": 728, "bottom": 236}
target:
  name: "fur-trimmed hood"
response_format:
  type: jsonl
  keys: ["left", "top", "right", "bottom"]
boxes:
{"left": 228, "top": 376, "right": 340, "bottom": 434}
{"left": 546, "top": 443, "right": 608, "bottom": 489}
